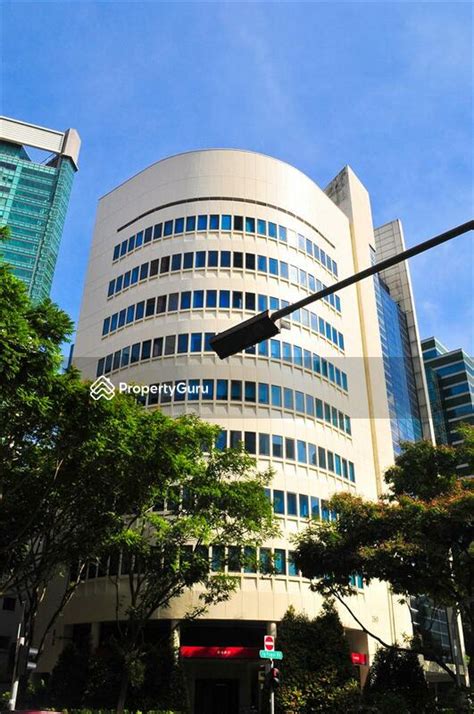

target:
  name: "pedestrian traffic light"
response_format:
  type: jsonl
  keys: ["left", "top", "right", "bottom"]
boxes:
{"left": 269, "top": 666, "right": 281, "bottom": 689}
{"left": 19, "top": 643, "right": 39, "bottom": 672}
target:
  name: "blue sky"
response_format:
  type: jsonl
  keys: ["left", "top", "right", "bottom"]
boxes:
{"left": 2, "top": 1, "right": 473, "bottom": 352}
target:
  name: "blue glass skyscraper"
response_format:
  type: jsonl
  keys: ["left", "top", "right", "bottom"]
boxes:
{"left": 0, "top": 116, "right": 80, "bottom": 301}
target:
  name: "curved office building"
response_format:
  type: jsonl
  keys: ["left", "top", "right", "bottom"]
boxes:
{"left": 44, "top": 150, "right": 420, "bottom": 711}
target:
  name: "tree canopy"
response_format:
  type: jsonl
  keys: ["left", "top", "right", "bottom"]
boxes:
{"left": 294, "top": 435, "right": 474, "bottom": 683}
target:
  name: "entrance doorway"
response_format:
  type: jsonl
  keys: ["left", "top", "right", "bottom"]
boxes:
{"left": 194, "top": 678, "right": 239, "bottom": 714}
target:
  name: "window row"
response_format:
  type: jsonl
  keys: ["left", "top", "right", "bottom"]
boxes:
{"left": 119, "top": 375, "right": 352, "bottom": 436}
{"left": 214, "top": 430, "right": 355, "bottom": 479}
{"left": 96, "top": 333, "right": 349, "bottom": 392}
{"left": 264, "top": 488, "right": 336, "bottom": 520}
{"left": 101, "top": 289, "right": 345, "bottom": 352}
{"left": 107, "top": 250, "right": 342, "bottom": 313}
{"left": 75, "top": 546, "right": 302, "bottom": 579}
{"left": 112, "top": 212, "right": 339, "bottom": 278}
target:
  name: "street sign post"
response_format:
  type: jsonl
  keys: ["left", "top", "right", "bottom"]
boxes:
{"left": 259, "top": 649, "right": 283, "bottom": 660}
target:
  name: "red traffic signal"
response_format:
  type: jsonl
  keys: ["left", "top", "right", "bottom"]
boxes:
{"left": 269, "top": 666, "right": 281, "bottom": 689}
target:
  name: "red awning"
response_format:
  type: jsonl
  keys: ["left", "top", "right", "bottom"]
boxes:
{"left": 180, "top": 646, "right": 259, "bottom": 659}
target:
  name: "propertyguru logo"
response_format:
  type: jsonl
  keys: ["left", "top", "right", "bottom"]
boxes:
{"left": 89, "top": 376, "right": 208, "bottom": 401}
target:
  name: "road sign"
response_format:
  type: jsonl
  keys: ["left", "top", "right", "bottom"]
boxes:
{"left": 264, "top": 635, "right": 275, "bottom": 651}
{"left": 259, "top": 649, "right": 283, "bottom": 660}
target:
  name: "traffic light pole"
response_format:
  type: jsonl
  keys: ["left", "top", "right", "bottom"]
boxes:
{"left": 269, "top": 658, "right": 274, "bottom": 714}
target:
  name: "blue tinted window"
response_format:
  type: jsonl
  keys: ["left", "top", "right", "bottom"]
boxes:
{"left": 102, "top": 317, "right": 110, "bottom": 335}
{"left": 270, "top": 340, "right": 281, "bottom": 359}
{"left": 259, "top": 433, "right": 270, "bottom": 456}
{"left": 113, "top": 245, "right": 120, "bottom": 261}
{"left": 311, "top": 497, "right": 320, "bottom": 518}
{"left": 245, "top": 381, "right": 256, "bottom": 403}
{"left": 208, "top": 250, "right": 218, "bottom": 267}
{"left": 338, "top": 333, "right": 345, "bottom": 351}
{"left": 308, "top": 443, "right": 317, "bottom": 465}
{"left": 131, "top": 343, "right": 140, "bottom": 363}
{"left": 185, "top": 216, "right": 196, "bottom": 232}
{"left": 135, "top": 301, "right": 144, "bottom": 320}
{"left": 274, "top": 549, "right": 286, "bottom": 575}
{"left": 215, "top": 430, "right": 226, "bottom": 450}
{"left": 313, "top": 354, "right": 321, "bottom": 374}
{"left": 245, "top": 292, "right": 256, "bottom": 310}
{"left": 335, "top": 454, "right": 342, "bottom": 476}
{"left": 284, "top": 388, "right": 294, "bottom": 410}
{"left": 167, "top": 294, "right": 178, "bottom": 312}
{"left": 258, "top": 383, "right": 269, "bottom": 404}
{"left": 327, "top": 451, "right": 335, "bottom": 472}
{"left": 209, "top": 214, "right": 219, "bottom": 230}
{"left": 177, "top": 334, "right": 188, "bottom": 353}
{"left": 108, "top": 279, "right": 115, "bottom": 297}
{"left": 288, "top": 552, "right": 298, "bottom": 576}
{"left": 233, "top": 291, "right": 243, "bottom": 309}
{"left": 171, "top": 254, "right": 182, "bottom": 271}
{"left": 197, "top": 214, "right": 208, "bottom": 231}
{"left": 294, "top": 346, "right": 303, "bottom": 366}
{"left": 221, "top": 214, "right": 232, "bottom": 230}
{"left": 257, "top": 219, "right": 266, "bottom": 235}
{"left": 96, "top": 358, "right": 105, "bottom": 377}
{"left": 342, "top": 372, "right": 348, "bottom": 391}
{"left": 183, "top": 252, "right": 193, "bottom": 269}
{"left": 295, "top": 391, "right": 305, "bottom": 413}
{"left": 320, "top": 249, "right": 326, "bottom": 266}
{"left": 181, "top": 292, "right": 191, "bottom": 309}
{"left": 204, "top": 333, "right": 215, "bottom": 351}
{"left": 297, "top": 441, "right": 307, "bottom": 463}
{"left": 193, "top": 290, "right": 204, "bottom": 308}
{"left": 121, "top": 346, "right": 130, "bottom": 367}
{"left": 306, "top": 395, "right": 315, "bottom": 417}
{"left": 135, "top": 231, "right": 143, "bottom": 247}
{"left": 318, "top": 447, "right": 326, "bottom": 469}
{"left": 299, "top": 495, "right": 309, "bottom": 518}
{"left": 283, "top": 342, "right": 292, "bottom": 363}
{"left": 270, "top": 296, "right": 279, "bottom": 311}
{"left": 140, "top": 263, "right": 149, "bottom": 280}
{"left": 190, "top": 333, "right": 202, "bottom": 352}
{"left": 244, "top": 431, "right": 256, "bottom": 454}
{"left": 206, "top": 290, "right": 217, "bottom": 308}
{"left": 271, "top": 385, "right": 282, "bottom": 407}
{"left": 316, "top": 399, "right": 323, "bottom": 419}
{"left": 258, "top": 294, "right": 268, "bottom": 311}
{"left": 273, "top": 490, "right": 285, "bottom": 514}
{"left": 258, "top": 340, "right": 269, "bottom": 356}
{"left": 216, "top": 380, "right": 228, "bottom": 400}
{"left": 285, "top": 438, "right": 295, "bottom": 460}
{"left": 269, "top": 258, "right": 278, "bottom": 276}
{"left": 272, "top": 435, "right": 283, "bottom": 458}
{"left": 153, "top": 223, "right": 162, "bottom": 240}
{"left": 118, "top": 309, "right": 126, "bottom": 328}
{"left": 131, "top": 267, "right": 139, "bottom": 284}
{"left": 144, "top": 227, "right": 153, "bottom": 244}
{"left": 221, "top": 251, "right": 231, "bottom": 267}
{"left": 120, "top": 240, "right": 128, "bottom": 257}
{"left": 146, "top": 298, "right": 155, "bottom": 316}
{"left": 278, "top": 225, "right": 287, "bottom": 241}
{"left": 245, "top": 217, "right": 255, "bottom": 233}
{"left": 268, "top": 222, "right": 277, "bottom": 239}
{"left": 349, "top": 462, "right": 355, "bottom": 482}
{"left": 287, "top": 492, "right": 297, "bottom": 516}
{"left": 202, "top": 379, "right": 214, "bottom": 399}
{"left": 175, "top": 217, "right": 184, "bottom": 234}
{"left": 123, "top": 271, "right": 131, "bottom": 288}
{"left": 164, "top": 220, "right": 173, "bottom": 236}
{"left": 257, "top": 255, "right": 267, "bottom": 272}
{"left": 219, "top": 291, "right": 230, "bottom": 308}
{"left": 195, "top": 251, "right": 206, "bottom": 268}
{"left": 126, "top": 305, "right": 135, "bottom": 324}
{"left": 280, "top": 262, "right": 289, "bottom": 280}
{"left": 308, "top": 274, "right": 316, "bottom": 292}
{"left": 233, "top": 215, "right": 243, "bottom": 231}
{"left": 128, "top": 235, "right": 135, "bottom": 251}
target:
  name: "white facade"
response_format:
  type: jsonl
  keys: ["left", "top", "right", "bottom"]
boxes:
{"left": 43, "top": 151, "right": 414, "bottom": 708}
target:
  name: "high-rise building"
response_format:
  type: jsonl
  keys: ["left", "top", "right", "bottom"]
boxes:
{"left": 0, "top": 116, "right": 80, "bottom": 301}
{"left": 421, "top": 337, "right": 473, "bottom": 474}
{"left": 40, "top": 151, "right": 418, "bottom": 710}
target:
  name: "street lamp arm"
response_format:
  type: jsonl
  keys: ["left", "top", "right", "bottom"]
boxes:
{"left": 210, "top": 220, "right": 473, "bottom": 359}
{"left": 272, "top": 220, "right": 473, "bottom": 321}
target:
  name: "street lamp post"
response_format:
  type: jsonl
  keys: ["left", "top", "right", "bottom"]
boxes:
{"left": 210, "top": 221, "right": 473, "bottom": 359}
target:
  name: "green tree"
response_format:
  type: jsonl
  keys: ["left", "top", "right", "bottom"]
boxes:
{"left": 294, "top": 435, "right": 474, "bottom": 686}
{"left": 0, "top": 260, "right": 276, "bottom": 710}
{"left": 363, "top": 646, "right": 430, "bottom": 713}
{"left": 275, "top": 602, "right": 359, "bottom": 713}
{"left": 106, "top": 436, "right": 276, "bottom": 713}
